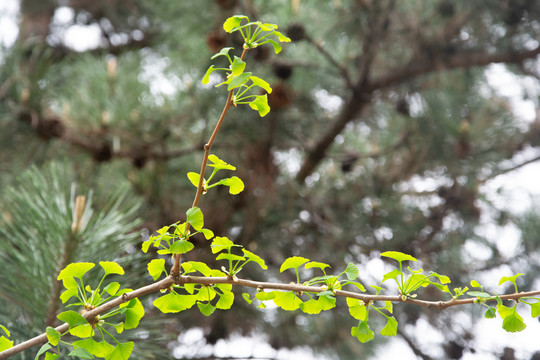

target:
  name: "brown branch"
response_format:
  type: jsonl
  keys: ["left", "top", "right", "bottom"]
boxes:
{"left": 3, "top": 272, "right": 540, "bottom": 359}
{"left": 295, "top": 0, "right": 396, "bottom": 184}
{"left": 296, "top": 38, "right": 540, "bottom": 183}
{"left": 295, "top": 89, "right": 370, "bottom": 183}
{"left": 305, "top": 35, "right": 353, "bottom": 89}
{"left": 170, "top": 47, "right": 250, "bottom": 277}
{"left": 368, "top": 45, "right": 540, "bottom": 92}
{"left": 0, "top": 276, "right": 174, "bottom": 360}
{"left": 479, "top": 154, "right": 540, "bottom": 185}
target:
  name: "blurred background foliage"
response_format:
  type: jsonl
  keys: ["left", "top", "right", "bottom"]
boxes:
{"left": 1, "top": 0, "right": 540, "bottom": 359}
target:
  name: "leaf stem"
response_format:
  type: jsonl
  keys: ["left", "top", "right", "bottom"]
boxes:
{"left": 171, "top": 47, "right": 250, "bottom": 277}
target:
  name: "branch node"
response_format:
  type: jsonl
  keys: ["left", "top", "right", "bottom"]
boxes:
{"left": 438, "top": 301, "right": 444, "bottom": 310}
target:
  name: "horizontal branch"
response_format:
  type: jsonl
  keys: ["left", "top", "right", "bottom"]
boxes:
{"left": 368, "top": 44, "right": 540, "bottom": 91}
{"left": 3, "top": 273, "right": 540, "bottom": 359}
{"left": 0, "top": 277, "right": 173, "bottom": 360}
{"left": 179, "top": 275, "right": 540, "bottom": 309}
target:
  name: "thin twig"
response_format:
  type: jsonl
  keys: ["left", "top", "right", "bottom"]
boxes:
{"left": 170, "top": 47, "right": 250, "bottom": 277}
{"left": 479, "top": 154, "right": 540, "bottom": 185}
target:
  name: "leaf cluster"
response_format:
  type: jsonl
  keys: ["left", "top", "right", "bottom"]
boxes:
{"left": 38, "top": 262, "right": 143, "bottom": 359}
{"left": 202, "top": 15, "right": 290, "bottom": 117}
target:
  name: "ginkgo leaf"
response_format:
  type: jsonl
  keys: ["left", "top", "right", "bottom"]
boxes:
{"left": 280, "top": 256, "right": 309, "bottom": 272}
{"left": 248, "top": 94, "right": 270, "bottom": 117}
{"left": 216, "top": 176, "right": 244, "bottom": 195}
{"left": 147, "top": 259, "right": 166, "bottom": 281}
{"left": 381, "top": 251, "right": 417, "bottom": 263}
{"left": 57, "top": 310, "right": 87, "bottom": 329}
{"left": 249, "top": 76, "right": 272, "bottom": 93}
{"left": 208, "top": 154, "right": 236, "bottom": 170}
{"left": 380, "top": 317, "right": 398, "bottom": 337}
{"left": 351, "top": 321, "right": 374, "bottom": 343}
{"left": 58, "top": 262, "right": 95, "bottom": 281}
{"left": 186, "top": 207, "right": 204, "bottom": 230}
{"left": 211, "top": 236, "right": 237, "bottom": 254}
{"left": 242, "top": 249, "right": 268, "bottom": 270}
{"left": 99, "top": 261, "right": 124, "bottom": 276}
{"left": 223, "top": 15, "right": 249, "bottom": 32}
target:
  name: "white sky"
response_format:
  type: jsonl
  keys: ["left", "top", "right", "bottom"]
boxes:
{"left": 2, "top": 2, "right": 540, "bottom": 359}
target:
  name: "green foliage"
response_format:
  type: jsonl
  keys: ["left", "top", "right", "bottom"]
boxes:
{"left": 36, "top": 261, "right": 143, "bottom": 359}
{"left": 210, "top": 236, "right": 267, "bottom": 276}
{"left": 187, "top": 154, "right": 245, "bottom": 195}
{"left": 152, "top": 264, "right": 234, "bottom": 316}
{"left": 381, "top": 251, "right": 450, "bottom": 298}
{"left": 3, "top": 7, "right": 540, "bottom": 360}
{"left": 141, "top": 206, "right": 213, "bottom": 256}
{"left": 201, "top": 16, "right": 289, "bottom": 117}
{"left": 0, "top": 324, "right": 13, "bottom": 351}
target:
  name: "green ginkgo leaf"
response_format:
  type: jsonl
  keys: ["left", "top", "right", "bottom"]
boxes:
{"left": 0, "top": 336, "right": 13, "bottom": 352}
{"left": 187, "top": 172, "right": 202, "bottom": 188}
{"left": 499, "top": 273, "right": 524, "bottom": 287}
{"left": 274, "top": 30, "right": 291, "bottom": 42}
{"left": 280, "top": 256, "right": 310, "bottom": 273}
{"left": 58, "top": 262, "right": 95, "bottom": 281}
{"left": 242, "top": 249, "right": 268, "bottom": 270}
{"left": 68, "top": 347, "right": 93, "bottom": 359}
{"left": 182, "top": 261, "right": 213, "bottom": 277}
{"left": 346, "top": 297, "right": 367, "bottom": 320}
{"left": 46, "top": 327, "right": 61, "bottom": 346}
{"left": 216, "top": 292, "right": 235, "bottom": 310}
{"left": 272, "top": 291, "right": 302, "bottom": 311}
{"left": 73, "top": 338, "right": 115, "bottom": 357}
{"left": 502, "top": 311, "right": 527, "bottom": 333}
{"left": 380, "top": 316, "right": 398, "bottom": 337}
{"left": 300, "top": 299, "right": 323, "bottom": 314}
{"left": 208, "top": 154, "right": 236, "bottom": 170}
{"left": 217, "top": 176, "right": 244, "bottom": 194}
{"left": 69, "top": 324, "right": 93, "bottom": 338}
{"left": 248, "top": 94, "right": 270, "bottom": 117}
{"left": 223, "top": 16, "right": 249, "bottom": 32}
{"left": 211, "top": 47, "right": 234, "bottom": 60}
{"left": 200, "top": 228, "right": 214, "bottom": 240}
{"left": 57, "top": 310, "right": 87, "bottom": 329}
{"left": 230, "top": 56, "right": 246, "bottom": 76}
{"left": 197, "top": 302, "right": 216, "bottom": 316}
{"left": 99, "top": 261, "right": 124, "bottom": 276}
{"left": 202, "top": 65, "right": 215, "bottom": 85}
{"left": 227, "top": 72, "right": 252, "bottom": 91}
{"left": 263, "top": 38, "right": 282, "bottom": 54}
{"left": 305, "top": 261, "right": 330, "bottom": 272}
{"left": 216, "top": 253, "right": 245, "bottom": 262}
{"left": 186, "top": 207, "right": 204, "bottom": 230}
{"left": 484, "top": 307, "right": 497, "bottom": 319}
{"left": 530, "top": 302, "right": 540, "bottom": 318}
{"left": 153, "top": 293, "right": 197, "bottom": 313}
{"left": 249, "top": 76, "right": 272, "bottom": 93}
{"left": 351, "top": 321, "right": 374, "bottom": 343}
{"left": 0, "top": 325, "right": 10, "bottom": 337}
{"left": 147, "top": 259, "right": 166, "bottom": 281}
{"left": 381, "top": 269, "right": 401, "bottom": 283}
{"left": 211, "top": 236, "right": 237, "bottom": 254}
{"left": 120, "top": 298, "right": 144, "bottom": 329}
{"left": 381, "top": 251, "right": 417, "bottom": 263}
{"left": 170, "top": 240, "right": 195, "bottom": 255}
{"left": 44, "top": 352, "right": 59, "bottom": 360}
{"left": 344, "top": 262, "right": 359, "bottom": 280}
{"left": 104, "top": 341, "right": 134, "bottom": 360}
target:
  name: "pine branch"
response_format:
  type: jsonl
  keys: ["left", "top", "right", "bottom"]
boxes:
{"left": 295, "top": 44, "right": 540, "bottom": 183}
{"left": 367, "top": 44, "right": 540, "bottom": 92}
